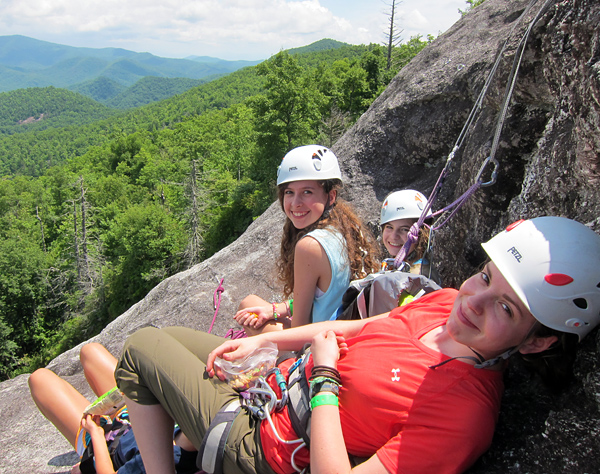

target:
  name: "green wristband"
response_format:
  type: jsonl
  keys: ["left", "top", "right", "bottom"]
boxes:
{"left": 288, "top": 299, "right": 294, "bottom": 316}
{"left": 310, "top": 392, "right": 339, "bottom": 410}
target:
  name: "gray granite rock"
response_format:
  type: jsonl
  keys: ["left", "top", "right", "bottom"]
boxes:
{"left": 2, "top": 0, "right": 599, "bottom": 472}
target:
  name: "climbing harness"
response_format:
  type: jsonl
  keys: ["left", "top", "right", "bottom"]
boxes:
{"left": 393, "top": 0, "right": 556, "bottom": 269}
{"left": 197, "top": 398, "right": 243, "bottom": 474}
{"left": 198, "top": 348, "right": 312, "bottom": 474}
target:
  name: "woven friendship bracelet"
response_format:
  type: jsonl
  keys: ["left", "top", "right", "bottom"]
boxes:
{"left": 309, "top": 378, "right": 340, "bottom": 399}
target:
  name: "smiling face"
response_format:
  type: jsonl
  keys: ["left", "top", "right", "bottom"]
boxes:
{"left": 381, "top": 218, "right": 416, "bottom": 256}
{"left": 446, "top": 261, "right": 540, "bottom": 360}
{"left": 281, "top": 180, "right": 335, "bottom": 230}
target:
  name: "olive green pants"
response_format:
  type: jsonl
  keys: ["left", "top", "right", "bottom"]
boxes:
{"left": 115, "top": 326, "right": 276, "bottom": 474}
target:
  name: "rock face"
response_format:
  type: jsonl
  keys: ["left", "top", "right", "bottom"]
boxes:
{"left": 1, "top": 0, "right": 599, "bottom": 472}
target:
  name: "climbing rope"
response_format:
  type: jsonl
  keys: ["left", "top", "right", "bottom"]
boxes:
{"left": 205, "top": 276, "right": 248, "bottom": 339}
{"left": 394, "top": 0, "right": 555, "bottom": 268}
{"left": 206, "top": 277, "right": 225, "bottom": 334}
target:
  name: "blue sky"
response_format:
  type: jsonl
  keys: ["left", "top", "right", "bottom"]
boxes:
{"left": 0, "top": 0, "right": 467, "bottom": 60}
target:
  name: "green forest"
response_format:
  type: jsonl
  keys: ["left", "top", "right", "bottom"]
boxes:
{"left": 0, "top": 37, "right": 434, "bottom": 380}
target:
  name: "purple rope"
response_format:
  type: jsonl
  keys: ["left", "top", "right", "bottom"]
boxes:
{"left": 393, "top": 161, "right": 453, "bottom": 267}
{"left": 393, "top": 180, "right": 482, "bottom": 268}
{"left": 430, "top": 181, "right": 481, "bottom": 231}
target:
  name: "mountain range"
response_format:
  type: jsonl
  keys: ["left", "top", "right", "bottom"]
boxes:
{"left": 0, "top": 35, "right": 263, "bottom": 105}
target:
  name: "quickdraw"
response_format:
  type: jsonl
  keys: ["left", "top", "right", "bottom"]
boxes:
{"left": 393, "top": 0, "right": 555, "bottom": 269}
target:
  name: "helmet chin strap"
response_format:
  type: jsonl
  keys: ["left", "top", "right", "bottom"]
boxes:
{"left": 430, "top": 321, "right": 540, "bottom": 370}
{"left": 472, "top": 321, "right": 541, "bottom": 369}
{"left": 429, "top": 345, "right": 519, "bottom": 370}
{"left": 319, "top": 195, "right": 336, "bottom": 220}
{"left": 471, "top": 346, "right": 519, "bottom": 369}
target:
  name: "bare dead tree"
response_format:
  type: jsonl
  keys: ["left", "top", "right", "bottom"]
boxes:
{"left": 183, "top": 159, "right": 207, "bottom": 269}
{"left": 161, "top": 156, "right": 209, "bottom": 269}
{"left": 35, "top": 206, "right": 46, "bottom": 252}
{"left": 384, "top": 0, "right": 404, "bottom": 70}
{"left": 72, "top": 199, "right": 81, "bottom": 284}
{"left": 68, "top": 176, "right": 104, "bottom": 306}
{"left": 319, "top": 106, "right": 353, "bottom": 148}
{"left": 79, "top": 176, "right": 93, "bottom": 288}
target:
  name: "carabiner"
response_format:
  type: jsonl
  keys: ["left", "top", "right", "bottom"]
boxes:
{"left": 475, "top": 156, "right": 499, "bottom": 187}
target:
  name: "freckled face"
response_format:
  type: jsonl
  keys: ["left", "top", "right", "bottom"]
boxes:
{"left": 446, "top": 262, "right": 538, "bottom": 359}
{"left": 282, "top": 180, "right": 334, "bottom": 229}
{"left": 381, "top": 219, "right": 416, "bottom": 256}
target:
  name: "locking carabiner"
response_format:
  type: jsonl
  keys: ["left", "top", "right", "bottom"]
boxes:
{"left": 475, "top": 156, "right": 499, "bottom": 187}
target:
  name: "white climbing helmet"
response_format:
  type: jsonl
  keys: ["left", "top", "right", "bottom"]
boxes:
{"left": 276, "top": 145, "right": 342, "bottom": 186}
{"left": 481, "top": 216, "right": 600, "bottom": 340}
{"left": 380, "top": 189, "right": 432, "bottom": 225}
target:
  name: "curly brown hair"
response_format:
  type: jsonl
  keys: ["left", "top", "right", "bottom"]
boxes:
{"left": 277, "top": 180, "right": 379, "bottom": 298}
{"left": 409, "top": 225, "right": 432, "bottom": 264}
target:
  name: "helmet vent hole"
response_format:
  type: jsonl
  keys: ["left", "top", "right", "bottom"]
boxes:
{"left": 573, "top": 298, "right": 588, "bottom": 309}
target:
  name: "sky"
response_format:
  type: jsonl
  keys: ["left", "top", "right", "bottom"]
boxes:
{"left": 0, "top": 0, "right": 468, "bottom": 61}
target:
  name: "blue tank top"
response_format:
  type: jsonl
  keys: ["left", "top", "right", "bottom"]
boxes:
{"left": 304, "top": 228, "right": 351, "bottom": 322}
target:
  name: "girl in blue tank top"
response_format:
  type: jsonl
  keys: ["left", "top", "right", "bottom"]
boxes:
{"left": 234, "top": 145, "right": 378, "bottom": 333}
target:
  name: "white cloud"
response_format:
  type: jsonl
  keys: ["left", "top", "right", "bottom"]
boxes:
{"left": 0, "top": 0, "right": 465, "bottom": 60}
{"left": 403, "top": 9, "right": 429, "bottom": 29}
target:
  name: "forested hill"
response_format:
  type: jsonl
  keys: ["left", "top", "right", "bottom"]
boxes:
{"left": 0, "top": 65, "right": 265, "bottom": 176}
{"left": 0, "top": 41, "right": 397, "bottom": 177}
{"left": 82, "top": 76, "right": 208, "bottom": 109}
{"left": 0, "top": 37, "right": 432, "bottom": 381}
{"left": 0, "top": 87, "right": 116, "bottom": 134}
{"left": 286, "top": 38, "right": 348, "bottom": 54}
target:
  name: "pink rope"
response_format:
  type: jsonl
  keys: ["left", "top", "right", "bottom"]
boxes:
{"left": 225, "top": 328, "right": 248, "bottom": 339}
{"left": 207, "top": 278, "right": 225, "bottom": 334}
{"left": 206, "top": 277, "right": 248, "bottom": 339}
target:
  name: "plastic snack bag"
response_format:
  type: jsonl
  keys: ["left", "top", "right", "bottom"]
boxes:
{"left": 83, "top": 386, "right": 126, "bottom": 416}
{"left": 214, "top": 343, "right": 278, "bottom": 391}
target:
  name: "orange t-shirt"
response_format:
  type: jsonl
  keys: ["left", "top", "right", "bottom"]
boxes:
{"left": 260, "top": 289, "right": 504, "bottom": 474}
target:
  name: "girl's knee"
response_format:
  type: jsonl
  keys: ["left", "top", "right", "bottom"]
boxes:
{"left": 79, "top": 342, "right": 105, "bottom": 365}
{"left": 238, "top": 294, "right": 264, "bottom": 311}
{"left": 28, "top": 368, "right": 55, "bottom": 394}
{"left": 123, "top": 326, "right": 162, "bottom": 352}
{"left": 118, "top": 326, "right": 164, "bottom": 375}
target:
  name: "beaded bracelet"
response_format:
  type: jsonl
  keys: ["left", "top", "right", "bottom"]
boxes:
{"left": 311, "top": 365, "right": 341, "bottom": 374}
{"left": 310, "top": 392, "right": 339, "bottom": 410}
{"left": 272, "top": 303, "right": 278, "bottom": 321}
